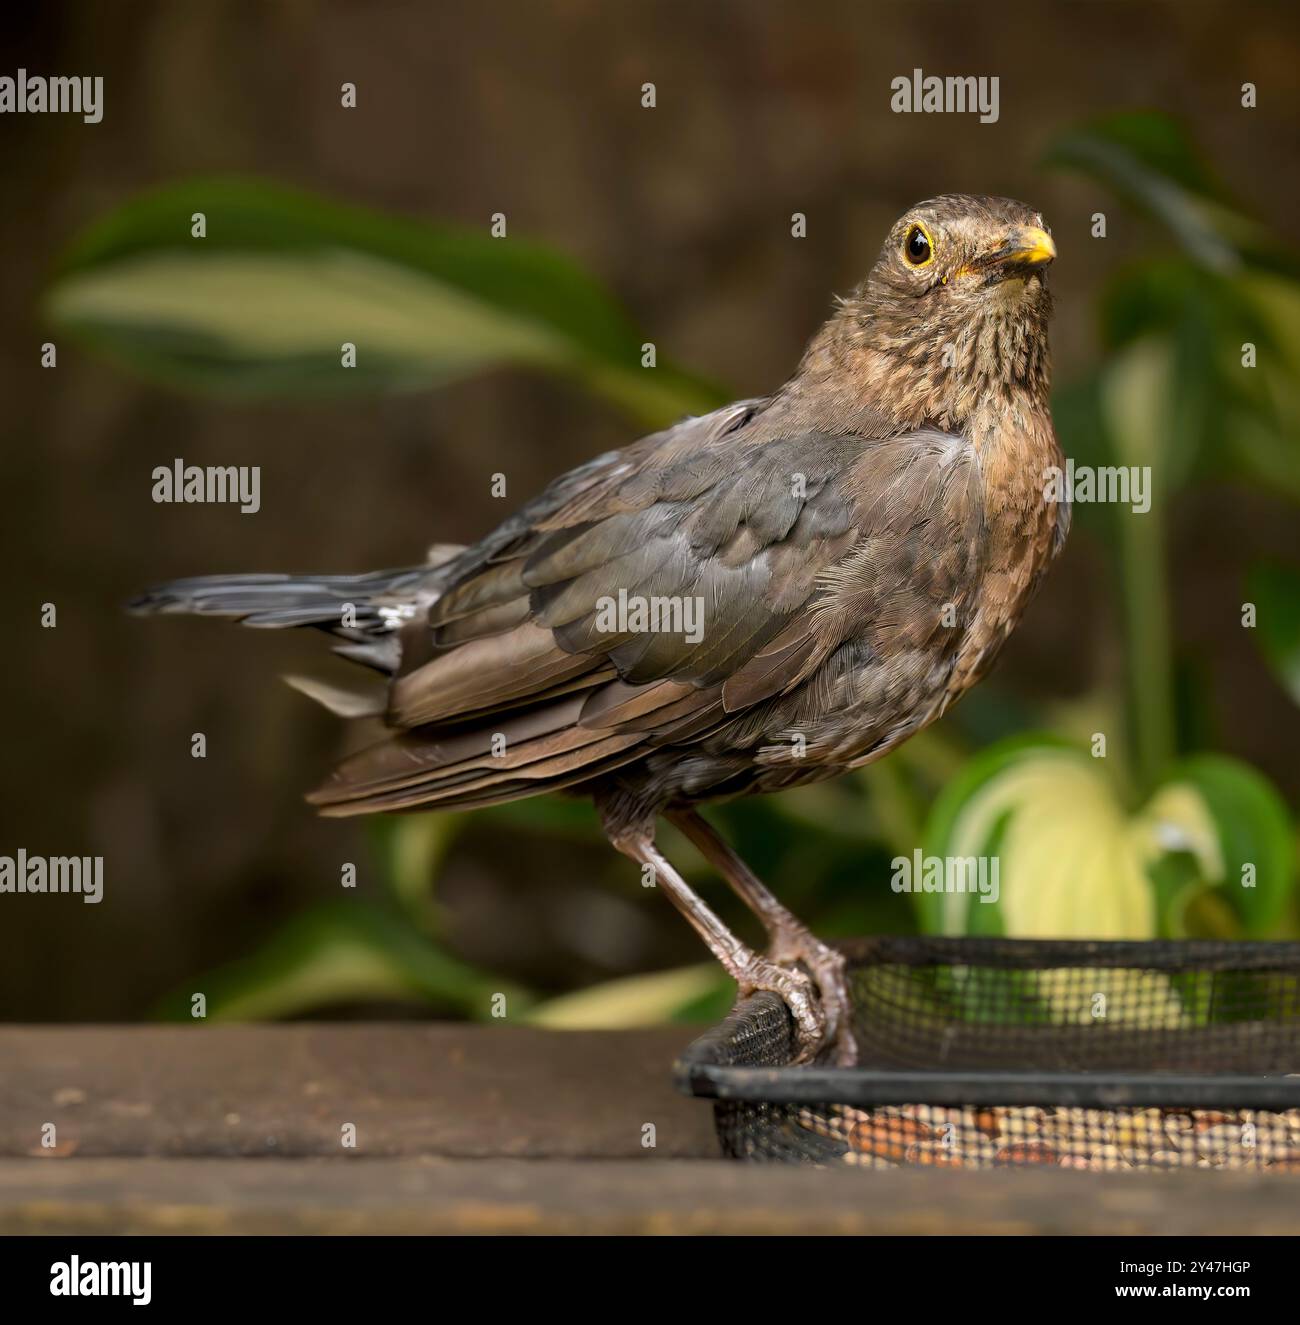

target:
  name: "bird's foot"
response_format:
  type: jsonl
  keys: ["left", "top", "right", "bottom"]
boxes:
{"left": 735, "top": 954, "right": 828, "bottom": 1064}
{"left": 766, "top": 930, "right": 858, "bottom": 1067}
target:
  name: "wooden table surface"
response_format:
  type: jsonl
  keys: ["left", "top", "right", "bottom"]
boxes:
{"left": 3, "top": 1024, "right": 1299, "bottom": 1234}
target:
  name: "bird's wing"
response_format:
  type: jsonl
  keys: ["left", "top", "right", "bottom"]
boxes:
{"left": 308, "top": 404, "right": 985, "bottom": 814}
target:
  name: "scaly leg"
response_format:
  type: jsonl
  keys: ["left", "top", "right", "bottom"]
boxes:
{"left": 603, "top": 825, "right": 828, "bottom": 1062}
{"left": 667, "top": 807, "right": 857, "bottom": 1066}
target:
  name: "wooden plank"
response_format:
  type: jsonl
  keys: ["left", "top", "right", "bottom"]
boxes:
{"left": 0, "top": 1025, "right": 718, "bottom": 1159}
{"left": 7, "top": 1026, "right": 1300, "bottom": 1235}
{"left": 5, "top": 1157, "right": 1300, "bottom": 1235}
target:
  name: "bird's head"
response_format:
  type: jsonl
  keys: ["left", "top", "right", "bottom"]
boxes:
{"left": 823, "top": 194, "right": 1056, "bottom": 429}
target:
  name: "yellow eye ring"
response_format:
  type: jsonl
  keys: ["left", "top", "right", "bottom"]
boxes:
{"left": 903, "top": 222, "right": 934, "bottom": 267}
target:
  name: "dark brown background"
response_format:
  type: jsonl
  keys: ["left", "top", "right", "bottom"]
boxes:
{"left": 1, "top": 0, "right": 1297, "bottom": 1019}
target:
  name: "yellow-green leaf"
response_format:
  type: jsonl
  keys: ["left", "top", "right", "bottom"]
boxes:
{"left": 525, "top": 964, "right": 723, "bottom": 1029}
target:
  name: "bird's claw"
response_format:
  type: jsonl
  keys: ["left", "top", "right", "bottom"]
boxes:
{"left": 736, "top": 955, "right": 827, "bottom": 1063}
{"left": 758, "top": 934, "right": 859, "bottom": 1067}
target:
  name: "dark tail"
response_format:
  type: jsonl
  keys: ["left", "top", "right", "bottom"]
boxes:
{"left": 128, "top": 568, "right": 425, "bottom": 630}
{"left": 128, "top": 545, "right": 464, "bottom": 672}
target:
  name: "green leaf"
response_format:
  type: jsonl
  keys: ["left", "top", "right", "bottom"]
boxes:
{"left": 1043, "top": 112, "right": 1261, "bottom": 273}
{"left": 928, "top": 739, "right": 1158, "bottom": 940}
{"left": 44, "top": 177, "right": 725, "bottom": 426}
{"left": 922, "top": 735, "right": 1295, "bottom": 947}
{"left": 1100, "top": 339, "right": 1176, "bottom": 793}
{"left": 1247, "top": 564, "right": 1300, "bottom": 706}
{"left": 1048, "top": 111, "right": 1228, "bottom": 201}
{"left": 1153, "top": 755, "right": 1296, "bottom": 935}
{"left": 921, "top": 738, "right": 1214, "bottom": 1025}
{"left": 365, "top": 813, "right": 461, "bottom": 932}
{"left": 153, "top": 899, "right": 530, "bottom": 1022}
{"left": 524, "top": 964, "right": 727, "bottom": 1029}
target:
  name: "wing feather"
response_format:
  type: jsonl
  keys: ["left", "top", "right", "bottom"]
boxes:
{"left": 311, "top": 405, "right": 985, "bottom": 814}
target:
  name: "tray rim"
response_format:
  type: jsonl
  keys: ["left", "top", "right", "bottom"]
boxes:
{"left": 674, "top": 937, "right": 1300, "bottom": 1110}
{"left": 823, "top": 934, "right": 1300, "bottom": 971}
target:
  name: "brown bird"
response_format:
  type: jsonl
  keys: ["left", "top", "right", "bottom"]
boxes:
{"left": 131, "top": 194, "right": 1066, "bottom": 1065}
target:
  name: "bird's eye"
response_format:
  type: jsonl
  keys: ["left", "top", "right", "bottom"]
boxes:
{"left": 903, "top": 224, "right": 933, "bottom": 267}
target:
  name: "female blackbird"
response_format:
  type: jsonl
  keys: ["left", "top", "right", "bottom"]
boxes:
{"left": 132, "top": 194, "right": 1066, "bottom": 1065}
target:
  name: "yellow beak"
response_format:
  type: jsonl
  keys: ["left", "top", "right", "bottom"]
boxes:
{"left": 999, "top": 226, "right": 1057, "bottom": 267}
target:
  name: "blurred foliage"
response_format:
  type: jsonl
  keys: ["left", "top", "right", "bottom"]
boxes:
{"left": 923, "top": 737, "right": 1292, "bottom": 942}
{"left": 152, "top": 897, "right": 531, "bottom": 1022}
{"left": 44, "top": 177, "right": 723, "bottom": 427}
{"left": 53, "top": 112, "right": 1300, "bottom": 1027}
{"left": 1247, "top": 564, "right": 1300, "bottom": 706}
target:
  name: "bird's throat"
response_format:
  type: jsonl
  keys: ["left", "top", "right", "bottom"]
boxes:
{"left": 793, "top": 293, "right": 1052, "bottom": 439}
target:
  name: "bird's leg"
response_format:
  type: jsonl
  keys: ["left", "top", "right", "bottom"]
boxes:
{"left": 603, "top": 825, "right": 828, "bottom": 1062}
{"left": 667, "top": 807, "right": 857, "bottom": 1067}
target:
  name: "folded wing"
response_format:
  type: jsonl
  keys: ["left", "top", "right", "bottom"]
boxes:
{"left": 308, "top": 404, "right": 984, "bottom": 815}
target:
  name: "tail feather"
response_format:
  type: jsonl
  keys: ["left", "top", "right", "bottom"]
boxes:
{"left": 128, "top": 568, "right": 420, "bottom": 630}
{"left": 127, "top": 544, "right": 467, "bottom": 668}
{"left": 129, "top": 543, "right": 464, "bottom": 624}
{"left": 128, "top": 541, "right": 650, "bottom": 813}
{"left": 282, "top": 672, "right": 388, "bottom": 718}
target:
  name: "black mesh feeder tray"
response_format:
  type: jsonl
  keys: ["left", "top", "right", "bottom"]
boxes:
{"left": 674, "top": 937, "right": 1300, "bottom": 1170}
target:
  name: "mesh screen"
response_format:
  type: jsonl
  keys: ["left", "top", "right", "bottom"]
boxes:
{"left": 688, "top": 938, "right": 1300, "bottom": 1170}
